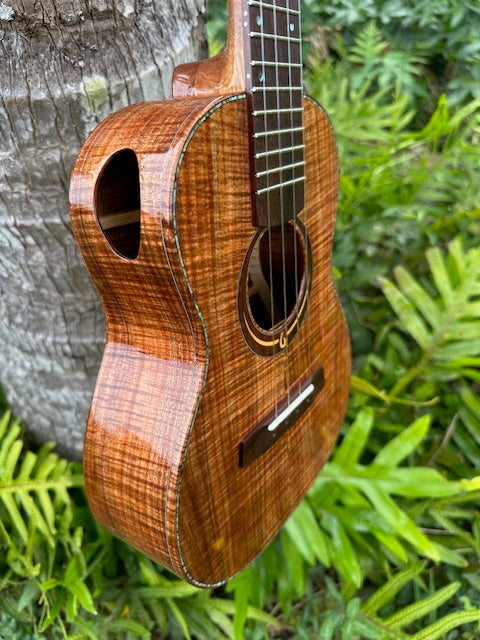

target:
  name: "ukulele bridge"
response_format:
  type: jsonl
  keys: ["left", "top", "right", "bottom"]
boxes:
{"left": 239, "top": 366, "right": 325, "bottom": 468}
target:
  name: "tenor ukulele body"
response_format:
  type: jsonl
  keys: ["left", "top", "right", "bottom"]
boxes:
{"left": 70, "top": 0, "right": 350, "bottom": 586}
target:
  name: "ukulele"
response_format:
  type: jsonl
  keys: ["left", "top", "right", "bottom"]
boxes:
{"left": 70, "top": 0, "right": 350, "bottom": 587}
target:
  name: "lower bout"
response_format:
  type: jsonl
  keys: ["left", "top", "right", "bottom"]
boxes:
{"left": 83, "top": 341, "right": 207, "bottom": 574}
{"left": 175, "top": 328, "right": 350, "bottom": 586}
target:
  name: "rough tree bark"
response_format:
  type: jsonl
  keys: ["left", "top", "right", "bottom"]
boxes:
{"left": 0, "top": 0, "right": 207, "bottom": 460}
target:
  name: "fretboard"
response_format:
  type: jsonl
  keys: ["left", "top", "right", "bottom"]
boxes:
{"left": 243, "top": 0, "right": 305, "bottom": 227}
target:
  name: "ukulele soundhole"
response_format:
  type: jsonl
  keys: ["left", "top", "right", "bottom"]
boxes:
{"left": 238, "top": 220, "right": 312, "bottom": 357}
{"left": 95, "top": 148, "right": 141, "bottom": 260}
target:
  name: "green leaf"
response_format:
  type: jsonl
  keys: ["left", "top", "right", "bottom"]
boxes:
{"left": 290, "top": 500, "right": 330, "bottom": 567}
{"left": 332, "top": 407, "right": 375, "bottom": 470}
{"left": 414, "top": 94, "right": 451, "bottom": 140}
{"left": 322, "top": 513, "right": 362, "bottom": 588}
{"left": 320, "top": 611, "right": 344, "bottom": 640}
{"left": 228, "top": 566, "right": 255, "bottom": 640}
{"left": 284, "top": 510, "right": 315, "bottom": 565}
{"left": 384, "top": 582, "right": 460, "bottom": 629}
{"left": 379, "top": 240, "right": 480, "bottom": 394}
{"left": 108, "top": 619, "right": 152, "bottom": 638}
{"left": 17, "top": 579, "right": 40, "bottom": 612}
{"left": 412, "top": 609, "right": 480, "bottom": 640}
{"left": 39, "top": 593, "right": 65, "bottom": 632}
{"left": 461, "top": 387, "right": 480, "bottom": 421}
{"left": 1, "top": 493, "right": 28, "bottom": 542}
{"left": 432, "top": 543, "right": 468, "bottom": 568}
{"left": 373, "top": 415, "right": 430, "bottom": 467}
{"left": 135, "top": 583, "right": 200, "bottom": 599}
{"left": 394, "top": 266, "right": 440, "bottom": 331}
{"left": 350, "top": 376, "right": 391, "bottom": 404}
{"left": 0, "top": 410, "right": 11, "bottom": 441}
{"left": 281, "top": 530, "right": 307, "bottom": 596}
{"left": 66, "top": 580, "right": 97, "bottom": 615}
{"left": 362, "top": 486, "right": 439, "bottom": 560}
{"left": 362, "top": 564, "right": 424, "bottom": 616}
{"left": 375, "top": 531, "right": 408, "bottom": 563}
{"left": 426, "top": 247, "right": 454, "bottom": 307}
{"left": 209, "top": 598, "right": 279, "bottom": 630}
{"left": 167, "top": 597, "right": 191, "bottom": 640}
{"left": 380, "top": 277, "right": 431, "bottom": 350}
{"left": 204, "top": 606, "right": 234, "bottom": 638}
{"left": 41, "top": 578, "right": 62, "bottom": 591}
{"left": 0, "top": 421, "right": 22, "bottom": 470}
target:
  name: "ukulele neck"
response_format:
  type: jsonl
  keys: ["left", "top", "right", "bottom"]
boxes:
{"left": 243, "top": 0, "right": 305, "bottom": 227}
{"left": 171, "top": 0, "right": 306, "bottom": 228}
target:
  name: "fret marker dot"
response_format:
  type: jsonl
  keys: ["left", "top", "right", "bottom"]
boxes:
{"left": 259, "top": 72, "right": 265, "bottom": 82}
{"left": 256, "top": 15, "right": 263, "bottom": 26}
{"left": 244, "top": 21, "right": 248, "bottom": 27}
{"left": 290, "top": 23, "right": 295, "bottom": 31}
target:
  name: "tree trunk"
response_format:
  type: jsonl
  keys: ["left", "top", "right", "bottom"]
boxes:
{"left": 0, "top": 0, "right": 207, "bottom": 460}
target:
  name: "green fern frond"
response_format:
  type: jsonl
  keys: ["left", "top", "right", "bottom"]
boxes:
{"left": 361, "top": 564, "right": 425, "bottom": 617}
{"left": 313, "top": 409, "right": 480, "bottom": 571}
{"left": 347, "top": 22, "right": 387, "bottom": 66}
{"left": 411, "top": 609, "right": 480, "bottom": 640}
{"left": 383, "top": 581, "right": 460, "bottom": 630}
{"left": 380, "top": 237, "right": 480, "bottom": 389}
{"left": 0, "top": 413, "right": 82, "bottom": 547}
{"left": 361, "top": 573, "right": 480, "bottom": 640}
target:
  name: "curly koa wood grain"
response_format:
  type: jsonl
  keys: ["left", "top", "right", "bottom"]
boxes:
{"left": 70, "top": 93, "right": 350, "bottom": 586}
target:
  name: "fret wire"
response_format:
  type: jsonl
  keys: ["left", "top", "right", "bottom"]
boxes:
{"left": 257, "top": 176, "right": 306, "bottom": 195}
{"left": 255, "top": 144, "right": 305, "bottom": 159}
{"left": 252, "top": 86, "right": 303, "bottom": 92}
{"left": 257, "top": 160, "right": 306, "bottom": 178}
{"left": 248, "top": 0, "right": 300, "bottom": 16}
{"left": 253, "top": 107, "right": 303, "bottom": 116}
{"left": 250, "top": 32, "right": 301, "bottom": 44}
{"left": 251, "top": 60, "right": 302, "bottom": 68}
{"left": 253, "top": 126, "right": 303, "bottom": 138}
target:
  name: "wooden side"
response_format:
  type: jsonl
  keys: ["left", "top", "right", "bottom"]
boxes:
{"left": 70, "top": 97, "right": 224, "bottom": 566}
{"left": 172, "top": 96, "right": 350, "bottom": 585}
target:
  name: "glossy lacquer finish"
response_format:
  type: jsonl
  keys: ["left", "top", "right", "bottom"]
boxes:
{"left": 70, "top": 0, "right": 350, "bottom": 587}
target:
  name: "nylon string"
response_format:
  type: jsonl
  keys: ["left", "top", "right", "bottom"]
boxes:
{"left": 273, "top": 0, "right": 292, "bottom": 405}
{"left": 285, "top": 0, "right": 302, "bottom": 400}
{"left": 258, "top": 0, "right": 280, "bottom": 418}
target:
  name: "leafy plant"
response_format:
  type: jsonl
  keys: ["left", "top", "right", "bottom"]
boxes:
{"left": 227, "top": 404, "right": 480, "bottom": 636}
{"left": 306, "top": 38, "right": 480, "bottom": 361}
{"left": 378, "top": 237, "right": 480, "bottom": 393}
{"left": 303, "top": 0, "right": 480, "bottom": 106}
{"left": 0, "top": 411, "right": 278, "bottom": 639}
{"left": 0, "top": 2, "right": 479, "bottom": 638}
{"left": 360, "top": 237, "right": 480, "bottom": 478}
